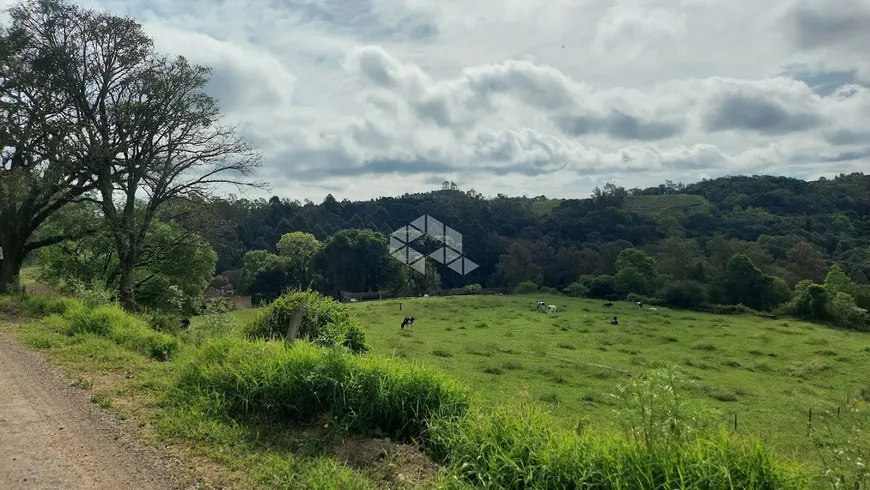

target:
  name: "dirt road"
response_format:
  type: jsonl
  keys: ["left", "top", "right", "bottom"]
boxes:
{"left": 0, "top": 330, "right": 190, "bottom": 489}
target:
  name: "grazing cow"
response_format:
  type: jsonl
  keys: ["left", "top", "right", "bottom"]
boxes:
{"left": 648, "top": 306, "right": 658, "bottom": 312}
{"left": 603, "top": 302, "right": 614, "bottom": 307}
{"left": 423, "top": 294, "right": 429, "bottom": 298}
{"left": 636, "top": 301, "right": 643, "bottom": 310}
{"left": 536, "top": 301, "right": 546, "bottom": 311}
{"left": 610, "top": 316, "right": 619, "bottom": 325}
{"left": 401, "top": 316, "right": 415, "bottom": 329}
{"left": 546, "top": 304, "right": 558, "bottom": 314}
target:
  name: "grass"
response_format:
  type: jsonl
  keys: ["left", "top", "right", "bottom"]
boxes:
{"left": 526, "top": 198, "right": 563, "bottom": 216}
{"left": 5, "top": 291, "right": 870, "bottom": 488}
{"left": 345, "top": 294, "right": 870, "bottom": 463}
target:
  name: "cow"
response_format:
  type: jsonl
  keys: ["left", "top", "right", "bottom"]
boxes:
{"left": 636, "top": 301, "right": 643, "bottom": 310}
{"left": 610, "top": 316, "right": 619, "bottom": 325}
{"left": 401, "top": 316, "right": 415, "bottom": 329}
{"left": 648, "top": 306, "right": 658, "bottom": 312}
{"left": 536, "top": 301, "right": 546, "bottom": 311}
{"left": 546, "top": 304, "right": 558, "bottom": 314}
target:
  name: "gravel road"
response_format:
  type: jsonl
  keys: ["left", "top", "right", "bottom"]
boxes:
{"left": 0, "top": 330, "right": 192, "bottom": 489}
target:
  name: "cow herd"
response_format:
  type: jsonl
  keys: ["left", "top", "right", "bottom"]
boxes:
{"left": 533, "top": 299, "right": 660, "bottom": 323}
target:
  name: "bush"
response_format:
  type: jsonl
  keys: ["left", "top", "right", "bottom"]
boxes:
{"left": 456, "top": 283, "right": 483, "bottom": 295}
{"left": 513, "top": 281, "right": 539, "bottom": 294}
{"left": 173, "top": 338, "right": 470, "bottom": 441}
{"left": 626, "top": 293, "right": 661, "bottom": 306}
{"left": 830, "top": 292, "right": 868, "bottom": 330}
{"left": 662, "top": 279, "right": 707, "bottom": 308}
{"left": 538, "top": 286, "right": 561, "bottom": 295}
{"left": 707, "top": 303, "right": 758, "bottom": 315}
{"left": 579, "top": 275, "right": 617, "bottom": 299}
{"left": 563, "top": 281, "right": 588, "bottom": 297}
{"left": 246, "top": 290, "right": 367, "bottom": 352}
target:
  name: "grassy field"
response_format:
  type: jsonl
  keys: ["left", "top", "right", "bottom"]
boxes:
{"left": 208, "top": 294, "right": 870, "bottom": 462}
{"left": 526, "top": 198, "right": 563, "bottom": 216}
{"left": 6, "top": 291, "right": 869, "bottom": 487}
{"left": 625, "top": 194, "right": 715, "bottom": 217}
{"left": 343, "top": 295, "right": 870, "bottom": 461}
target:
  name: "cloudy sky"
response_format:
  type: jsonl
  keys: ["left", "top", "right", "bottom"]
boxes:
{"left": 6, "top": 0, "right": 870, "bottom": 201}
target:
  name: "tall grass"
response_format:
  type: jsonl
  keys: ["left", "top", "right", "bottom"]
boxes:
{"left": 427, "top": 400, "right": 808, "bottom": 489}
{"left": 30, "top": 297, "right": 181, "bottom": 361}
{"left": 172, "top": 338, "right": 470, "bottom": 441}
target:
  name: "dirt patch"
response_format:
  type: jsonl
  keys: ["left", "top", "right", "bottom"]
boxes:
{"left": 231, "top": 295, "right": 252, "bottom": 309}
{"left": 0, "top": 298, "right": 21, "bottom": 316}
{"left": 331, "top": 435, "right": 440, "bottom": 488}
{"left": 22, "top": 283, "right": 54, "bottom": 296}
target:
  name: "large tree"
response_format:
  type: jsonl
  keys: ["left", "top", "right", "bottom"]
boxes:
{"left": 9, "top": 0, "right": 263, "bottom": 309}
{"left": 276, "top": 231, "right": 322, "bottom": 290}
{"left": 0, "top": 13, "right": 95, "bottom": 293}
{"left": 36, "top": 200, "right": 217, "bottom": 312}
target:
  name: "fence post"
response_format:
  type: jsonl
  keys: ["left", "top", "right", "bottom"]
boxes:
{"left": 399, "top": 302, "right": 402, "bottom": 311}
{"left": 734, "top": 413, "right": 737, "bottom": 431}
{"left": 837, "top": 407, "right": 840, "bottom": 419}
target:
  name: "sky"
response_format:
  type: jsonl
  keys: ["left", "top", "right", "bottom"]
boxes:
{"left": 4, "top": 0, "right": 870, "bottom": 202}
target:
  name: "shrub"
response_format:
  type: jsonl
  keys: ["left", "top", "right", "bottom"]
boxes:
{"left": 246, "top": 290, "right": 367, "bottom": 352}
{"left": 513, "top": 281, "right": 538, "bottom": 294}
{"left": 456, "top": 283, "right": 483, "bottom": 295}
{"left": 65, "top": 279, "right": 114, "bottom": 308}
{"left": 538, "top": 286, "right": 561, "bottom": 295}
{"left": 173, "top": 338, "right": 470, "bottom": 441}
{"left": 662, "top": 279, "right": 707, "bottom": 308}
{"left": 830, "top": 292, "right": 868, "bottom": 331}
{"left": 579, "top": 275, "right": 617, "bottom": 299}
{"left": 707, "top": 303, "right": 757, "bottom": 315}
{"left": 563, "top": 281, "right": 588, "bottom": 298}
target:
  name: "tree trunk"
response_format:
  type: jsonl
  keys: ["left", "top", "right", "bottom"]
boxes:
{"left": 0, "top": 253, "right": 23, "bottom": 295}
{"left": 0, "top": 234, "right": 24, "bottom": 295}
{"left": 117, "top": 250, "right": 137, "bottom": 311}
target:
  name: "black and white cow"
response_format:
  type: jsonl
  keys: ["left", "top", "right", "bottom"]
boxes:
{"left": 636, "top": 301, "right": 643, "bottom": 310}
{"left": 536, "top": 301, "right": 546, "bottom": 311}
{"left": 401, "top": 316, "right": 415, "bottom": 329}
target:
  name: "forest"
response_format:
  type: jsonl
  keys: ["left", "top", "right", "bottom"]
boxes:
{"left": 32, "top": 172, "right": 870, "bottom": 329}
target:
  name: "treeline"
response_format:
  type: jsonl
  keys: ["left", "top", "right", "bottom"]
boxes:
{"left": 202, "top": 175, "right": 870, "bottom": 329}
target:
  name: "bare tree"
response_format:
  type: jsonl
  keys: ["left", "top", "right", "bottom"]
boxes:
{"left": 0, "top": 6, "right": 95, "bottom": 293}
{"left": 9, "top": 0, "right": 265, "bottom": 309}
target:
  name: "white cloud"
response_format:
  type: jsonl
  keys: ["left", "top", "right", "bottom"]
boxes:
{"left": 12, "top": 0, "right": 870, "bottom": 201}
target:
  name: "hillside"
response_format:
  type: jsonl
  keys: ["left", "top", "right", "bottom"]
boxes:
{"left": 624, "top": 194, "right": 714, "bottom": 217}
